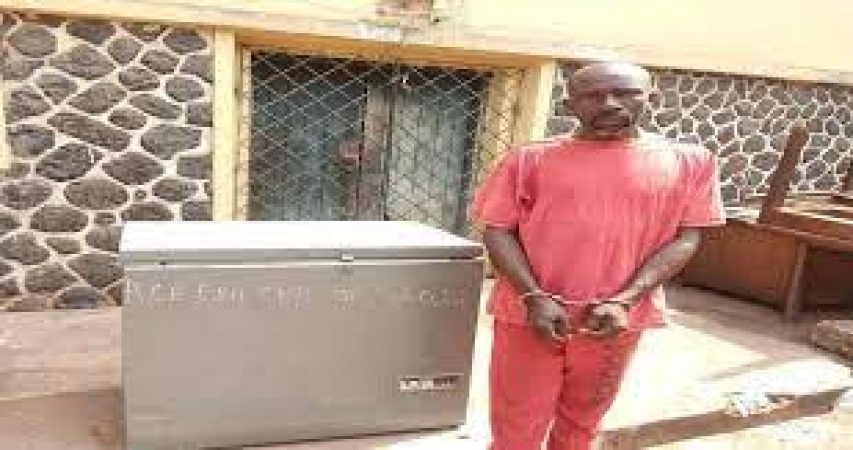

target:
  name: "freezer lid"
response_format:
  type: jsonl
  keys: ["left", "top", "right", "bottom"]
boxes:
{"left": 119, "top": 221, "right": 483, "bottom": 263}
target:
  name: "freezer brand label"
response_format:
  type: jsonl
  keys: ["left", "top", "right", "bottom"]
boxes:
{"left": 399, "top": 374, "right": 463, "bottom": 392}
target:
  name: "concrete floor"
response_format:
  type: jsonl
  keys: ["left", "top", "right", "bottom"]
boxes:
{"left": 0, "top": 285, "right": 850, "bottom": 450}
{"left": 651, "top": 409, "right": 853, "bottom": 450}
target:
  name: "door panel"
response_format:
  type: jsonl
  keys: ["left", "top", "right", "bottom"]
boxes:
{"left": 385, "top": 68, "right": 485, "bottom": 232}
{"left": 249, "top": 54, "right": 373, "bottom": 221}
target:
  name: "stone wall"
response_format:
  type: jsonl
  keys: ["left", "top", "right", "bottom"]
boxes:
{"left": 0, "top": 13, "right": 213, "bottom": 310}
{"left": 548, "top": 65, "right": 853, "bottom": 203}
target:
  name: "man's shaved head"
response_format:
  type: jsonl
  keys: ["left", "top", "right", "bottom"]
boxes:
{"left": 564, "top": 61, "right": 655, "bottom": 140}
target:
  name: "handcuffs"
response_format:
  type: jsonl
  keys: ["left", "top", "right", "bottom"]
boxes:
{"left": 518, "top": 290, "right": 633, "bottom": 329}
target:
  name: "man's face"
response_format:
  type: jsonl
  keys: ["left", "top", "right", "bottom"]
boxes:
{"left": 566, "top": 70, "right": 651, "bottom": 140}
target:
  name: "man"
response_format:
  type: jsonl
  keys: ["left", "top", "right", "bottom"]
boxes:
{"left": 471, "top": 61, "right": 725, "bottom": 450}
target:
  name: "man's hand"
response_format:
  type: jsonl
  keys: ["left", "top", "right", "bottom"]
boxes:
{"left": 582, "top": 302, "right": 629, "bottom": 338}
{"left": 524, "top": 294, "right": 571, "bottom": 345}
{"left": 578, "top": 226, "right": 705, "bottom": 339}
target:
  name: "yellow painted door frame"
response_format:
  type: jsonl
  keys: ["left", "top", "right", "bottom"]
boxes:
{"left": 211, "top": 30, "right": 239, "bottom": 220}
{"left": 210, "top": 27, "right": 558, "bottom": 221}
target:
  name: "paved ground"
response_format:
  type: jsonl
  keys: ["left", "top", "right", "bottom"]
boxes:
{"left": 0, "top": 310, "right": 123, "bottom": 450}
{"left": 0, "top": 285, "right": 850, "bottom": 449}
{"left": 651, "top": 403, "right": 853, "bottom": 450}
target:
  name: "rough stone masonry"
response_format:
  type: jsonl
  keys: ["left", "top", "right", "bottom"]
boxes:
{"left": 1, "top": 12, "right": 852, "bottom": 311}
{"left": 1, "top": 13, "right": 213, "bottom": 310}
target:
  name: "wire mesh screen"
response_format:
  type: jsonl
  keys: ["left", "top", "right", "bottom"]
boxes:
{"left": 240, "top": 50, "right": 523, "bottom": 236}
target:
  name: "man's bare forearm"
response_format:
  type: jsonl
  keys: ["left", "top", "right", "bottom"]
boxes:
{"left": 482, "top": 226, "right": 541, "bottom": 295}
{"left": 485, "top": 226, "right": 703, "bottom": 304}
{"left": 616, "top": 228, "right": 703, "bottom": 304}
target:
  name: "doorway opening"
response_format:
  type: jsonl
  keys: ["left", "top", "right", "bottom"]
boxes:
{"left": 238, "top": 50, "right": 523, "bottom": 236}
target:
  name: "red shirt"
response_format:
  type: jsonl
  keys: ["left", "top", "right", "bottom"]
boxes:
{"left": 471, "top": 134, "right": 726, "bottom": 329}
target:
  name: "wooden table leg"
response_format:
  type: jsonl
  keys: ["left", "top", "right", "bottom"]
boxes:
{"left": 784, "top": 241, "right": 808, "bottom": 321}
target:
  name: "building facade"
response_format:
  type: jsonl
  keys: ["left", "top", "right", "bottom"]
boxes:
{"left": 1, "top": 1, "right": 851, "bottom": 310}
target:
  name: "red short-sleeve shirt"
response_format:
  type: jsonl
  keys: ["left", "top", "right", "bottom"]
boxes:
{"left": 471, "top": 134, "right": 726, "bottom": 329}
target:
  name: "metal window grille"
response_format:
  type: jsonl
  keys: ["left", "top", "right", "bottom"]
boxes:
{"left": 238, "top": 50, "right": 523, "bottom": 236}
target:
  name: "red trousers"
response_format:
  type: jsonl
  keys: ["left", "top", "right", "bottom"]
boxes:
{"left": 490, "top": 322, "right": 642, "bottom": 450}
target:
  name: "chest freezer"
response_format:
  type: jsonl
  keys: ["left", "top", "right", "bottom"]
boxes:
{"left": 120, "top": 221, "right": 484, "bottom": 449}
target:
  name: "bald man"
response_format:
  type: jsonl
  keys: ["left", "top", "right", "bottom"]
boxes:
{"left": 471, "top": 62, "right": 725, "bottom": 449}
